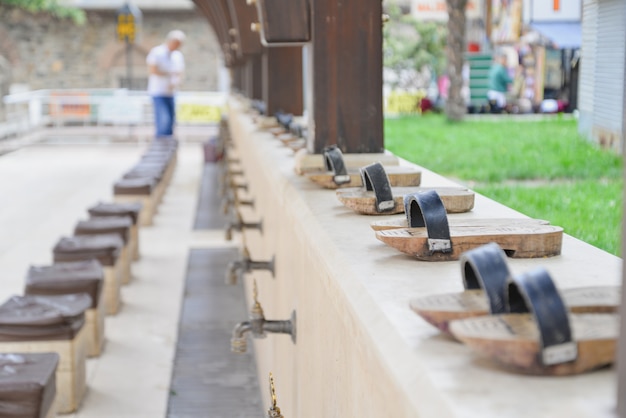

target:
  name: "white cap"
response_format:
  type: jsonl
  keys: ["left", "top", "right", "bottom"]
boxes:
{"left": 166, "top": 30, "right": 186, "bottom": 42}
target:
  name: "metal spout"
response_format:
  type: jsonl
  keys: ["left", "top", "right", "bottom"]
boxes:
{"left": 226, "top": 250, "right": 275, "bottom": 285}
{"left": 222, "top": 191, "right": 255, "bottom": 215}
{"left": 224, "top": 214, "right": 263, "bottom": 241}
{"left": 231, "top": 313, "right": 296, "bottom": 354}
{"left": 225, "top": 260, "right": 244, "bottom": 285}
{"left": 231, "top": 283, "right": 296, "bottom": 354}
{"left": 231, "top": 321, "right": 252, "bottom": 353}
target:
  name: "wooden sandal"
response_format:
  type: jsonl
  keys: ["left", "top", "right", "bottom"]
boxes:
{"left": 375, "top": 190, "right": 563, "bottom": 260}
{"left": 336, "top": 162, "right": 474, "bottom": 214}
{"left": 371, "top": 193, "right": 550, "bottom": 231}
{"left": 307, "top": 146, "right": 421, "bottom": 189}
{"left": 449, "top": 267, "right": 619, "bottom": 375}
{"left": 410, "top": 243, "right": 619, "bottom": 334}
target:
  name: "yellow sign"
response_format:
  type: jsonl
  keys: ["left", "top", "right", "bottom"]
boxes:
{"left": 177, "top": 104, "right": 223, "bottom": 123}
{"left": 117, "top": 14, "right": 136, "bottom": 42}
{"left": 385, "top": 91, "right": 425, "bottom": 115}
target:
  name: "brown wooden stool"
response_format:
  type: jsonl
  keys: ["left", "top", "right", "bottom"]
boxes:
{"left": 25, "top": 260, "right": 105, "bottom": 357}
{"left": 0, "top": 295, "right": 90, "bottom": 413}
{"left": 73, "top": 217, "right": 133, "bottom": 285}
{"left": 0, "top": 352, "right": 59, "bottom": 418}
{"left": 87, "top": 202, "right": 142, "bottom": 261}
{"left": 113, "top": 178, "right": 156, "bottom": 226}
{"left": 53, "top": 235, "right": 124, "bottom": 315}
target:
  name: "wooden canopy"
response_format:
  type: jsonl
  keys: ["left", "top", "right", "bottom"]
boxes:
{"left": 191, "top": 0, "right": 384, "bottom": 153}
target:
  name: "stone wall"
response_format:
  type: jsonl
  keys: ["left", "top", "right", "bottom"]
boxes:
{"left": 0, "top": 6, "right": 221, "bottom": 92}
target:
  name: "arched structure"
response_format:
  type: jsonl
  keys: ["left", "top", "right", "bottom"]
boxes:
{"left": 191, "top": 0, "right": 384, "bottom": 153}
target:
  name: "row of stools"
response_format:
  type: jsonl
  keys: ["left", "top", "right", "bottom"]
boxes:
{"left": 0, "top": 138, "right": 178, "bottom": 416}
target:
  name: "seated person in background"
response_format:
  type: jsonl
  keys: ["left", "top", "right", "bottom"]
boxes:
{"left": 487, "top": 52, "right": 513, "bottom": 113}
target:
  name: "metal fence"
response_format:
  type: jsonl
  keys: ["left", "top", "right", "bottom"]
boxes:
{"left": 1, "top": 89, "right": 226, "bottom": 139}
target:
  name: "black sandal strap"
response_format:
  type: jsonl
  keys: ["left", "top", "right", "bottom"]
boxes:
{"left": 507, "top": 267, "right": 578, "bottom": 366}
{"left": 404, "top": 190, "right": 452, "bottom": 253}
{"left": 275, "top": 111, "right": 293, "bottom": 129}
{"left": 460, "top": 243, "right": 511, "bottom": 314}
{"left": 360, "top": 162, "right": 395, "bottom": 212}
{"left": 323, "top": 146, "right": 350, "bottom": 185}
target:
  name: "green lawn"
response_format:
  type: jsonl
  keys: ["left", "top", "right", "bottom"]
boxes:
{"left": 384, "top": 114, "right": 623, "bottom": 256}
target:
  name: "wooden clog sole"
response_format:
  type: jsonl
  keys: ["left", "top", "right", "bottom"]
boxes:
{"left": 449, "top": 313, "right": 618, "bottom": 375}
{"left": 375, "top": 222, "right": 563, "bottom": 260}
{"left": 337, "top": 187, "right": 474, "bottom": 215}
{"left": 371, "top": 217, "right": 549, "bottom": 231}
{"left": 308, "top": 166, "right": 422, "bottom": 189}
{"left": 411, "top": 286, "right": 620, "bottom": 334}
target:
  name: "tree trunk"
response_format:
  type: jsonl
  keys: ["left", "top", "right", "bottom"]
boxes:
{"left": 445, "top": 0, "right": 468, "bottom": 121}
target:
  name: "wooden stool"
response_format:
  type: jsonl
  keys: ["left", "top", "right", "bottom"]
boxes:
{"left": 0, "top": 295, "right": 90, "bottom": 414}
{"left": 113, "top": 178, "right": 156, "bottom": 227}
{"left": 52, "top": 235, "right": 124, "bottom": 315}
{"left": 140, "top": 149, "right": 177, "bottom": 188}
{"left": 87, "top": 202, "right": 142, "bottom": 261}
{"left": 73, "top": 217, "right": 133, "bottom": 285}
{"left": 24, "top": 260, "right": 105, "bottom": 357}
{"left": 122, "top": 164, "right": 167, "bottom": 206}
{"left": 0, "top": 353, "right": 59, "bottom": 418}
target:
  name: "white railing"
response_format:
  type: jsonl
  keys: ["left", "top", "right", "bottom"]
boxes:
{"left": 1, "top": 89, "right": 227, "bottom": 139}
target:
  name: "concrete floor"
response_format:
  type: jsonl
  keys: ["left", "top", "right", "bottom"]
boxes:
{"left": 0, "top": 138, "right": 259, "bottom": 417}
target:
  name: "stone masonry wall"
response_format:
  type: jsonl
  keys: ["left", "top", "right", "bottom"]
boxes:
{"left": 0, "top": 6, "right": 221, "bottom": 92}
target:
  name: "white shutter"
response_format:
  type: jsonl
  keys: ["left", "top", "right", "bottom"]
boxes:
{"left": 578, "top": 0, "right": 597, "bottom": 115}
{"left": 593, "top": 0, "right": 626, "bottom": 133}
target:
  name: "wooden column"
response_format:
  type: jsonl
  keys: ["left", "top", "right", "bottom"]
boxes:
{"left": 247, "top": 54, "right": 264, "bottom": 102}
{"left": 231, "top": 65, "right": 244, "bottom": 93}
{"left": 227, "top": 0, "right": 263, "bottom": 102}
{"left": 263, "top": 47, "right": 304, "bottom": 116}
{"left": 307, "top": 0, "right": 384, "bottom": 153}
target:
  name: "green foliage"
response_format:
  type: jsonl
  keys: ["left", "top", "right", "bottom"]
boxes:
{"left": 385, "top": 114, "right": 622, "bottom": 182}
{"left": 385, "top": 114, "right": 623, "bottom": 255}
{"left": 475, "top": 181, "right": 622, "bottom": 256}
{"left": 0, "top": 0, "right": 86, "bottom": 24}
{"left": 383, "top": 4, "right": 447, "bottom": 88}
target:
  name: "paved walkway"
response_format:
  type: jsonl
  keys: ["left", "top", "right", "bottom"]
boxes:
{"left": 0, "top": 139, "right": 261, "bottom": 417}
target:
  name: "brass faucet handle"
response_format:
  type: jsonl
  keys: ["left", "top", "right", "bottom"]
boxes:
{"left": 253, "top": 279, "right": 259, "bottom": 303}
{"left": 269, "top": 372, "right": 277, "bottom": 407}
{"left": 267, "top": 373, "right": 284, "bottom": 418}
{"left": 251, "top": 279, "right": 264, "bottom": 317}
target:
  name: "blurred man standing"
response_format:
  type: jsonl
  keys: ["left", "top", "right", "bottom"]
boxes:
{"left": 147, "top": 30, "right": 185, "bottom": 138}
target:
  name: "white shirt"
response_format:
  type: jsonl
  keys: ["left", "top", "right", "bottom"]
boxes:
{"left": 146, "top": 44, "right": 185, "bottom": 96}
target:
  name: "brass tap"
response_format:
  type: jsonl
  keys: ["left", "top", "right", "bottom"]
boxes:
{"left": 225, "top": 212, "right": 263, "bottom": 241}
{"left": 226, "top": 247, "right": 275, "bottom": 285}
{"left": 231, "top": 280, "right": 296, "bottom": 353}
{"left": 221, "top": 188, "right": 255, "bottom": 215}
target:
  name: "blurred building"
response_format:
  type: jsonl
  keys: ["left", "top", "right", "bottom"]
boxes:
{"left": 577, "top": 0, "right": 625, "bottom": 150}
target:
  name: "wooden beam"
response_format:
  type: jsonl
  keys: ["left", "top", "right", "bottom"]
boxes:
{"left": 192, "top": 0, "right": 236, "bottom": 66}
{"left": 307, "top": 0, "right": 384, "bottom": 153}
{"left": 228, "top": 0, "right": 262, "bottom": 55}
{"left": 263, "top": 47, "right": 304, "bottom": 115}
{"left": 255, "top": 0, "right": 310, "bottom": 44}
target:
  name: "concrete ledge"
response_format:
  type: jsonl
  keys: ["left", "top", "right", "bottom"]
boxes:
{"left": 228, "top": 97, "right": 621, "bottom": 418}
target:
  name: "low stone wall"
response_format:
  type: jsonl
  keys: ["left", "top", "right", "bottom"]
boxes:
{"left": 0, "top": 6, "right": 220, "bottom": 92}
{"left": 228, "top": 98, "right": 621, "bottom": 417}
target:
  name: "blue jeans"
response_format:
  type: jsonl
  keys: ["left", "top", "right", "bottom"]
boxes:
{"left": 152, "top": 96, "right": 176, "bottom": 138}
